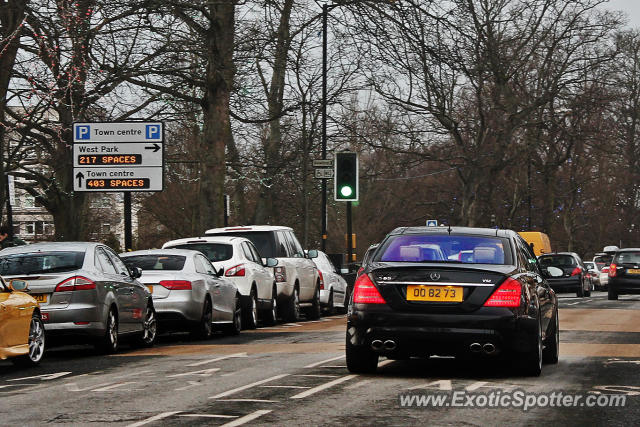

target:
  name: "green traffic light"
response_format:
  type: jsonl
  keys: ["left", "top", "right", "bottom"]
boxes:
{"left": 340, "top": 186, "right": 353, "bottom": 197}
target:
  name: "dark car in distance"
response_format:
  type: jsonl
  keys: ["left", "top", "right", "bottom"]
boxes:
{"left": 608, "top": 248, "right": 640, "bottom": 300}
{"left": 537, "top": 252, "right": 591, "bottom": 297}
{"left": 346, "top": 227, "right": 559, "bottom": 377}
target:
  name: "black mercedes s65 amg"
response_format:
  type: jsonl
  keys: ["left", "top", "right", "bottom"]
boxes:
{"left": 346, "top": 226, "right": 559, "bottom": 377}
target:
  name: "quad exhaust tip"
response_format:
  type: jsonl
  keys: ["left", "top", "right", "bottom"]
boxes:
{"left": 470, "top": 342, "right": 482, "bottom": 352}
{"left": 371, "top": 340, "right": 383, "bottom": 350}
{"left": 483, "top": 343, "right": 496, "bottom": 354}
{"left": 383, "top": 340, "right": 397, "bottom": 351}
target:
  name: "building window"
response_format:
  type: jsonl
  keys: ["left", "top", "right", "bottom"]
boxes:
{"left": 44, "top": 223, "right": 54, "bottom": 235}
{"left": 25, "top": 222, "right": 35, "bottom": 235}
{"left": 24, "top": 195, "right": 35, "bottom": 208}
{"left": 102, "top": 223, "right": 111, "bottom": 234}
{"left": 13, "top": 224, "right": 20, "bottom": 236}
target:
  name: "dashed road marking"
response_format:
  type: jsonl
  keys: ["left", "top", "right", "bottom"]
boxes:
{"left": 260, "top": 385, "right": 311, "bottom": 389}
{"left": 219, "top": 409, "right": 272, "bottom": 427}
{"left": 167, "top": 368, "right": 220, "bottom": 378}
{"left": 186, "top": 352, "right": 248, "bottom": 367}
{"left": 210, "top": 374, "right": 289, "bottom": 399}
{"left": 216, "top": 399, "right": 279, "bottom": 403}
{"left": 127, "top": 411, "right": 181, "bottom": 427}
{"left": 92, "top": 382, "right": 137, "bottom": 392}
{"left": 290, "top": 375, "right": 357, "bottom": 399}
{"left": 7, "top": 372, "right": 71, "bottom": 382}
{"left": 304, "top": 355, "right": 345, "bottom": 368}
{"left": 293, "top": 374, "right": 338, "bottom": 378}
{"left": 179, "top": 414, "right": 237, "bottom": 419}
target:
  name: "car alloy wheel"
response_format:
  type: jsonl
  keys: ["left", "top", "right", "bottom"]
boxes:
{"left": 264, "top": 289, "right": 278, "bottom": 326}
{"left": 225, "top": 294, "right": 242, "bottom": 336}
{"left": 140, "top": 306, "right": 157, "bottom": 346}
{"left": 194, "top": 299, "right": 213, "bottom": 339}
{"left": 28, "top": 316, "right": 45, "bottom": 363}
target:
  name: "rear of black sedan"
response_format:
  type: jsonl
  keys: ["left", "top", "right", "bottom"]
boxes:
{"left": 346, "top": 227, "right": 559, "bottom": 376}
{"left": 608, "top": 248, "right": 640, "bottom": 300}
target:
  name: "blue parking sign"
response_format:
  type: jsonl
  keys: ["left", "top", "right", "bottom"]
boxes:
{"left": 146, "top": 124, "right": 161, "bottom": 140}
{"left": 426, "top": 220, "right": 438, "bottom": 227}
{"left": 76, "top": 125, "right": 90, "bottom": 140}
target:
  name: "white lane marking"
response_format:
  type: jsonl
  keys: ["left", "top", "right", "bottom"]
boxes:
{"left": 319, "top": 365, "right": 347, "bottom": 368}
{"left": 216, "top": 399, "right": 279, "bottom": 403}
{"left": 210, "top": 374, "right": 289, "bottom": 399}
{"left": 344, "top": 379, "right": 373, "bottom": 390}
{"left": 186, "top": 352, "right": 248, "bottom": 367}
{"left": 290, "top": 375, "right": 357, "bottom": 399}
{"left": 167, "top": 368, "right": 220, "bottom": 378}
{"left": 293, "top": 374, "right": 338, "bottom": 378}
{"left": 221, "top": 372, "right": 237, "bottom": 377}
{"left": 7, "top": 372, "right": 72, "bottom": 382}
{"left": 127, "top": 411, "right": 181, "bottom": 427}
{"left": 175, "top": 381, "right": 201, "bottom": 391}
{"left": 281, "top": 323, "right": 302, "bottom": 327}
{"left": 179, "top": 414, "right": 237, "bottom": 419}
{"left": 92, "top": 382, "right": 137, "bottom": 392}
{"left": 219, "top": 410, "right": 273, "bottom": 427}
{"left": 65, "top": 382, "right": 115, "bottom": 392}
{"left": 409, "top": 380, "right": 453, "bottom": 391}
{"left": 114, "top": 370, "right": 152, "bottom": 379}
{"left": 260, "top": 385, "right": 311, "bottom": 389}
{"left": 304, "top": 355, "right": 345, "bottom": 368}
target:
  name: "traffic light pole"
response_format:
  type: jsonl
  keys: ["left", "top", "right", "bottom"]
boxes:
{"left": 347, "top": 201, "right": 352, "bottom": 266}
{"left": 321, "top": 3, "right": 328, "bottom": 252}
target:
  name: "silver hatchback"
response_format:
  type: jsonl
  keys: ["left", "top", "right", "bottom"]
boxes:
{"left": 0, "top": 242, "right": 157, "bottom": 353}
{"left": 120, "top": 249, "right": 242, "bottom": 337}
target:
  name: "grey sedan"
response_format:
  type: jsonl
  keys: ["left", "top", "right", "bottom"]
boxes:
{"left": 0, "top": 242, "right": 157, "bottom": 353}
{"left": 120, "top": 249, "right": 242, "bottom": 337}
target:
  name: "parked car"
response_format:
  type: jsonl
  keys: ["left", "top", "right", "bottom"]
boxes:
{"left": 120, "top": 249, "right": 242, "bottom": 337}
{"left": 308, "top": 250, "right": 348, "bottom": 314}
{"left": 161, "top": 236, "right": 277, "bottom": 328}
{"left": 584, "top": 261, "right": 602, "bottom": 290}
{"left": 607, "top": 248, "right": 640, "bottom": 300}
{"left": 538, "top": 252, "right": 592, "bottom": 297}
{"left": 593, "top": 247, "right": 617, "bottom": 290}
{"left": 518, "top": 231, "right": 552, "bottom": 256}
{"left": 0, "top": 277, "right": 45, "bottom": 366}
{"left": 357, "top": 243, "right": 379, "bottom": 278}
{"left": 0, "top": 242, "right": 157, "bottom": 353}
{"left": 347, "top": 226, "right": 559, "bottom": 376}
{"left": 204, "top": 226, "right": 321, "bottom": 322}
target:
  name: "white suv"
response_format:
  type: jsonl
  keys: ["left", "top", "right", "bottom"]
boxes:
{"left": 205, "top": 226, "right": 322, "bottom": 322}
{"left": 162, "top": 236, "right": 279, "bottom": 328}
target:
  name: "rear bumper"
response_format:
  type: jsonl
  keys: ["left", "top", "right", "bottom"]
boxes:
{"left": 609, "top": 277, "right": 640, "bottom": 294}
{"left": 347, "top": 304, "right": 538, "bottom": 357}
{"left": 40, "top": 305, "right": 106, "bottom": 338}
{"left": 547, "top": 277, "right": 582, "bottom": 293}
{"left": 153, "top": 293, "right": 202, "bottom": 323}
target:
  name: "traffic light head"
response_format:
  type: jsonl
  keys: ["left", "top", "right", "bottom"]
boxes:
{"left": 334, "top": 151, "right": 358, "bottom": 201}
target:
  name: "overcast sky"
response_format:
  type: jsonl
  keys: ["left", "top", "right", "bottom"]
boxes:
{"left": 605, "top": 0, "right": 640, "bottom": 28}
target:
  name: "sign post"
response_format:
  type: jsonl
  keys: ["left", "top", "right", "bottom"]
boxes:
{"left": 73, "top": 122, "right": 164, "bottom": 250}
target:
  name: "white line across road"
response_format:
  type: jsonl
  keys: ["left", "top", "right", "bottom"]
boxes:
{"left": 179, "top": 414, "right": 237, "bottom": 419}
{"left": 210, "top": 374, "right": 289, "bottom": 399}
{"left": 186, "top": 353, "right": 247, "bottom": 367}
{"left": 216, "top": 399, "right": 279, "bottom": 403}
{"left": 127, "top": 411, "right": 181, "bottom": 427}
{"left": 304, "top": 355, "right": 345, "bottom": 368}
{"left": 290, "top": 375, "right": 357, "bottom": 399}
{"left": 219, "top": 410, "right": 273, "bottom": 427}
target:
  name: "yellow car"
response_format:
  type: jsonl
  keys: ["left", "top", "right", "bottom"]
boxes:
{"left": 0, "top": 278, "right": 45, "bottom": 366}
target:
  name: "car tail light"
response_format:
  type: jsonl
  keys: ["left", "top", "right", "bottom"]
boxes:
{"left": 571, "top": 267, "right": 582, "bottom": 276}
{"left": 159, "top": 280, "right": 192, "bottom": 290}
{"left": 356, "top": 267, "right": 364, "bottom": 277}
{"left": 602, "top": 266, "right": 610, "bottom": 273}
{"left": 484, "top": 278, "right": 522, "bottom": 307}
{"left": 55, "top": 276, "right": 96, "bottom": 292}
{"left": 609, "top": 264, "right": 617, "bottom": 277}
{"left": 318, "top": 270, "right": 324, "bottom": 290}
{"left": 274, "top": 266, "right": 287, "bottom": 282}
{"left": 352, "top": 274, "right": 386, "bottom": 304}
{"left": 225, "top": 264, "right": 246, "bottom": 277}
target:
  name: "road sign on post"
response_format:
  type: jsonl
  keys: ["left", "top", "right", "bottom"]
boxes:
{"left": 334, "top": 151, "right": 358, "bottom": 201}
{"left": 73, "top": 122, "right": 164, "bottom": 192}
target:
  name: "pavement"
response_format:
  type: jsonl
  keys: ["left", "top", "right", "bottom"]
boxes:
{"left": 1, "top": 291, "right": 639, "bottom": 426}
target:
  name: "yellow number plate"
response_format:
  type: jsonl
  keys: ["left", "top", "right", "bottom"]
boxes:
{"left": 146, "top": 285, "right": 153, "bottom": 294}
{"left": 34, "top": 294, "right": 48, "bottom": 304}
{"left": 406, "top": 285, "right": 463, "bottom": 302}
{"left": 628, "top": 269, "right": 640, "bottom": 275}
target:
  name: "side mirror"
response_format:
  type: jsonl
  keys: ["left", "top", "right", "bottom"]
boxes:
{"left": 129, "top": 267, "right": 142, "bottom": 279}
{"left": 217, "top": 268, "right": 225, "bottom": 277}
{"left": 9, "top": 279, "right": 28, "bottom": 292}
{"left": 265, "top": 258, "right": 278, "bottom": 267}
{"left": 543, "top": 266, "right": 563, "bottom": 278}
{"left": 307, "top": 249, "right": 319, "bottom": 259}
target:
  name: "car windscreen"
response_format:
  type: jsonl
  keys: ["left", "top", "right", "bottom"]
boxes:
{"left": 538, "top": 255, "right": 577, "bottom": 268}
{"left": 166, "top": 243, "right": 233, "bottom": 263}
{"left": 0, "top": 251, "right": 85, "bottom": 275}
{"left": 593, "top": 254, "right": 613, "bottom": 268}
{"left": 206, "top": 232, "right": 276, "bottom": 258}
{"left": 613, "top": 251, "right": 640, "bottom": 264}
{"left": 376, "top": 235, "right": 512, "bottom": 265}
{"left": 122, "top": 255, "right": 186, "bottom": 271}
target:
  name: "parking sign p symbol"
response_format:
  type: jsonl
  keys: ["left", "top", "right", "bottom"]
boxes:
{"left": 76, "top": 125, "right": 90, "bottom": 140}
{"left": 146, "top": 124, "right": 161, "bottom": 140}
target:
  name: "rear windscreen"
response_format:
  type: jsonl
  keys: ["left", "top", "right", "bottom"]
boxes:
{"left": 0, "top": 251, "right": 85, "bottom": 275}
{"left": 166, "top": 243, "right": 233, "bottom": 263}
{"left": 205, "top": 232, "right": 275, "bottom": 258}
{"left": 538, "top": 255, "right": 577, "bottom": 268}
{"left": 376, "top": 235, "right": 512, "bottom": 265}
{"left": 594, "top": 254, "right": 613, "bottom": 268}
{"left": 122, "top": 255, "right": 186, "bottom": 271}
{"left": 614, "top": 251, "right": 640, "bottom": 264}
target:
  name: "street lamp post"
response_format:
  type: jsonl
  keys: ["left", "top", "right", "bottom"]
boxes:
{"left": 321, "top": 2, "right": 328, "bottom": 252}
